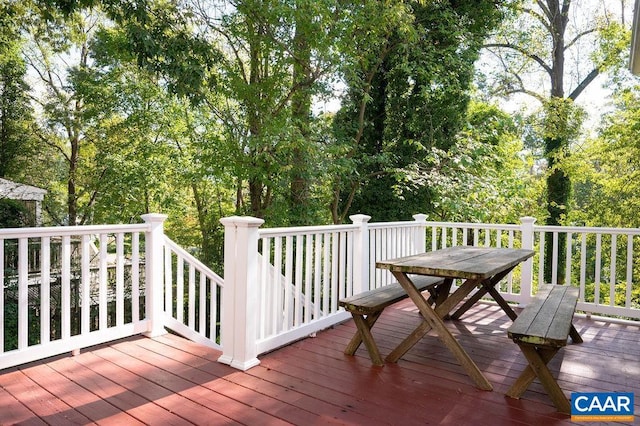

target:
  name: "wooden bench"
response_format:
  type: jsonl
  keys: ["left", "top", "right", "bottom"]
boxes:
{"left": 506, "top": 284, "right": 583, "bottom": 414}
{"left": 339, "top": 275, "right": 446, "bottom": 366}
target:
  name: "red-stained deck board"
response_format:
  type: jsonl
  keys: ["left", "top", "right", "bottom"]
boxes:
{"left": 0, "top": 382, "right": 48, "bottom": 426}
{"left": 79, "top": 348, "right": 240, "bottom": 425}
{"left": 48, "top": 355, "right": 180, "bottom": 424}
{"left": 150, "top": 336, "right": 371, "bottom": 424}
{"left": 0, "top": 300, "right": 638, "bottom": 426}
{"left": 116, "top": 338, "right": 315, "bottom": 425}
{"left": 89, "top": 345, "right": 248, "bottom": 425}
{"left": 0, "top": 368, "right": 94, "bottom": 425}
{"left": 263, "top": 339, "right": 567, "bottom": 425}
{"left": 20, "top": 362, "right": 144, "bottom": 425}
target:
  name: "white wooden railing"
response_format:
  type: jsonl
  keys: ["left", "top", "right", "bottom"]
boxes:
{"left": 0, "top": 216, "right": 157, "bottom": 369}
{"left": 1, "top": 214, "right": 639, "bottom": 371}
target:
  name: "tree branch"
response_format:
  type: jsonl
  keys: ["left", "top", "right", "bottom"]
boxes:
{"left": 503, "top": 88, "right": 546, "bottom": 103}
{"left": 536, "top": 0, "right": 552, "bottom": 21}
{"left": 522, "top": 7, "right": 553, "bottom": 34}
{"left": 484, "top": 43, "right": 552, "bottom": 75}
{"left": 564, "top": 28, "right": 596, "bottom": 51}
{"left": 568, "top": 67, "right": 599, "bottom": 101}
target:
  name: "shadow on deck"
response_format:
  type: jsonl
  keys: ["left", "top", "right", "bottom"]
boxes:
{"left": 1, "top": 300, "right": 638, "bottom": 425}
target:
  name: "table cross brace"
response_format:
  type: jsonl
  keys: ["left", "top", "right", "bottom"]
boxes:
{"left": 390, "top": 272, "right": 493, "bottom": 390}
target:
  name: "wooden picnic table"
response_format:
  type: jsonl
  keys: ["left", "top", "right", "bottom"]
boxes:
{"left": 376, "top": 245, "right": 535, "bottom": 390}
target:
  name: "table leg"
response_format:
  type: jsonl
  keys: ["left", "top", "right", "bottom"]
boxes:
{"left": 386, "top": 278, "right": 478, "bottom": 363}
{"left": 569, "top": 325, "right": 583, "bottom": 343}
{"left": 485, "top": 286, "right": 518, "bottom": 321}
{"left": 450, "top": 284, "right": 488, "bottom": 320}
{"left": 434, "top": 278, "right": 453, "bottom": 307}
{"left": 392, "top": 272, "right": 493, "bottom": 391}
{"left": 451, "top": 267, "right": 517, "bottom": 320}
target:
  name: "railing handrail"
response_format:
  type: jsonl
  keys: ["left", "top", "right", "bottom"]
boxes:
{"left": 532, "top": 224, "right": 640, "bottom": 234}
{"left": 163, "top": 237, "right": 223, "bottom": 286}
{"left": 0, "top": 223, "right": 149, "bottom": 238}
{"left": 258, "top": 223, "right": 359, "bottom": 237}
{"left": 423, "top": 221, "right": 521, "bottom": 232}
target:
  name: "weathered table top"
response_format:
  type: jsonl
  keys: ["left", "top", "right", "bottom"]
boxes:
{"left": 376, "top": 246, "right": 535, "bottom": 280}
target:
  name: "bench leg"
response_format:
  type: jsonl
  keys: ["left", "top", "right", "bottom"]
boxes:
{"left": 507, "top": 344, "right": 570, "bottom": 414}
{"left": 345, "top": 312, "right": 384, "bottom": 366}
{"left": 506, "top": 346, "right": 557, "bottom": 398}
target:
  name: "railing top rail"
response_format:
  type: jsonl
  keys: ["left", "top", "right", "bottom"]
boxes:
{"left": 164, "top": 237, "right": 223, "bottom": 285}
{"left": 0, "top": 223, "right": 149, "bottom": 239}
{"left": 259, "top": 223, "right": 358, "bottom": 238}
{"left": 425, "top": 221, "right": 520, "bottom": 231}
{"left": 533, "top": 224, "right": 640, "bottom": 235}
{"left": 368, "top": 221, "right": 425, "bottom": 229}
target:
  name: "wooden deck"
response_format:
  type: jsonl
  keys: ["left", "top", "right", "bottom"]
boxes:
{"left": 1, "top": 300, "right": 639, "bottom": 425}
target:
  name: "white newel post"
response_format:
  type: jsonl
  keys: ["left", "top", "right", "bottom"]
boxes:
{"left": 350, "top": 214, "right": 371, "bottom": 294}
{"left": 142, "top": 213, "right": 169, "bottom": 337}
{"left": 519, "top": 216, "right": 536, "bottom": 305}
{"left": 218, "top": 216, "right": 264, "bottom": 371}
{"left": 413, "top": 214, "right": 428, "bottom": 254}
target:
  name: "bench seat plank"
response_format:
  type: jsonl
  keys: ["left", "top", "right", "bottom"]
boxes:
{"left": 339, "top": 275, "right": 444, "bottom": 315}
{"left": 508, "top": 285, "right": 579, "bottom": 347}
{"left": 339, "top": 275, "right": 445, "bottom": 365}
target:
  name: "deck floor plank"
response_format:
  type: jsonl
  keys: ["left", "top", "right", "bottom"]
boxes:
{"left": 0, "top": 368, "right": 93, "bottom": 425}
{"left": 19, "top": 362, "right": 145, "bottom": 425}
{"left": 0, "top": 380, "right": 48, "bottom": 426}
{"left": 0, "top": 300, "right": 638, "bottom": 425}
{"left": 125, "top": 337, "right": 324, "bottom": 425}
{"left": 49, "top": 355, "right": 189, "bottom": 425}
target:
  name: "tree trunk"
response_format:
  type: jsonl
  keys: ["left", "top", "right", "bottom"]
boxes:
{"left": 289, "top": 2, "right": 312, "bottom": 225}
{"left": 544, "top": 1, "right": 570, "bottom": 284}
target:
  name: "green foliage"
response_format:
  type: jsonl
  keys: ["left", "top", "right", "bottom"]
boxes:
{"left": 404, "top": 100, "right": 540, "bottom": 223}
{"left": 569, "top": 86, "right": 640, "bottom": 228}
{"left": 0, "top": 199, "right": 30, "bottom": 228}
{"left": 11, "top": 0, "right": 632, "bottom": 277}
{"left": 592, "top": 19, "right": 631, "bottom": 74}
{"left": 539, "top": 98, "right": 585, "bottom": 144}
{"left": 0, "top": 3, "right": 35, "bottom": 178}
{"left": 99, "top": 0, "right": 220, "bottom": 103}
{"left": 583, "top": 281, "right": 640, "bottom": 310}
{"left": 333, "top": 0, "right": 506, "bottom": 222}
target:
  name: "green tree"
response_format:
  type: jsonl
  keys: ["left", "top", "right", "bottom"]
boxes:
{"left": 571, "top": 87, "right": 640, "bottom": 228}
{"left": 0, "top": 3, "right": 35, "bottom": 178}
{"left": 97, "top": 0, "right": 341, "bottom": 225}
{"left": 0, "top": 199, "right": 30, "bottom": 228}
{"left": 23, "top": 7, "right": 107, "bottom": 225}
{"left": 422, "top": 101, "right": 540, "bottom": 224}
{"left": 332, "top": 0, "right": 505, "bottom": 223}
{"left": 481, "top": 0, "right": 630, "bottom": 282}
{"left": 82, "top": 23, "right": 233, "bottom": 264}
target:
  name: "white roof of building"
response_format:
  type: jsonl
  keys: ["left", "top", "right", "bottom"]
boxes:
{"left": 0, "top": 178, "right": 47, "bottom": 201}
